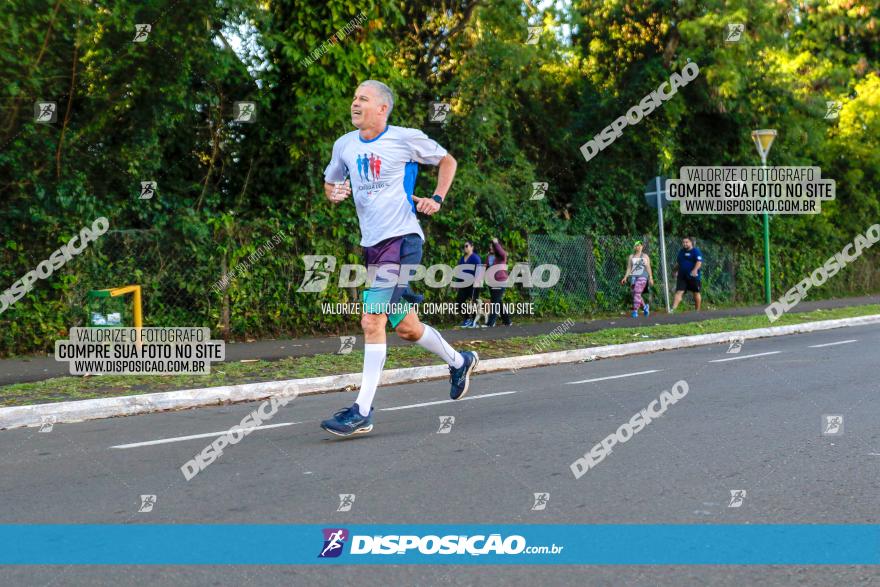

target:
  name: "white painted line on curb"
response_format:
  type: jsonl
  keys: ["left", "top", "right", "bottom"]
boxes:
{"left": 110, "top": 421, "right": 303, "bottom": 449}
{"left": 709, "top": 351, "right": 782, "bottom": 363}
{"left": 566, "top": 369, "right": 661, "bottom": 385}
{"left": 381, "top": 391, "right": 519, "bottom": 412}
{"left": 809, "top": 339, "right": 857, "bottom": 348}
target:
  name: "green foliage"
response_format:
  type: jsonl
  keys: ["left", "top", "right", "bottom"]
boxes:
{"left": 1, "top": 0, "right": 878, "bottom": 355}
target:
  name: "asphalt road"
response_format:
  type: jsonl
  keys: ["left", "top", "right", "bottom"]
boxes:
{"left": 2, "top": 294, "right": 877, "bottom": 386}
{"left": 1, "top": 322, "right": 879, "bottom": 585}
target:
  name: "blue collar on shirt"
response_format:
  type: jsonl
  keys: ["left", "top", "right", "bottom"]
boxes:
{"left": 359, "top": 126, "right": 389, "bottom": 143}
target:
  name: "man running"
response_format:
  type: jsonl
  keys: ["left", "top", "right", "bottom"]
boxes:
{"left": 320, "top": 79, "right": 479, "bottom": 437}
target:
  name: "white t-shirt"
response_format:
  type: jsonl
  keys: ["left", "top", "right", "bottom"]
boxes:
{"left": 630, "top": 254, "right": 647, "bottom": 277}
{"left": 324, "top": 125, "right": 448, "bottom": 247}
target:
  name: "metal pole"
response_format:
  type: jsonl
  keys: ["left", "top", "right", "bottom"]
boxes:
{"left": 656, "top": 177, "right": 671, "bottom": 313}
{"left": 761, "top": 154, "right": 771, "bottom": 303}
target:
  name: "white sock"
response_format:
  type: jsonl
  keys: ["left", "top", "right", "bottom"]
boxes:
{"left": 416, "top": 325, "right": 464, "bottom": 368}
{"left": 355, "top": 343, "right": 386, "bottom": 416}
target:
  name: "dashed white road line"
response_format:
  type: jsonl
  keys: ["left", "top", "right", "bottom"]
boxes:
{"left": 110, "top": 422, "right": 302, "bottom": 449}
{"left": 709, "top": 351, "right": 782, "bottom": 363}
{"left": 381, "top": 391, "right": 519, "bottom": 411}
{"left": 110, "top": 392, "right": 520, "bottom": 447}
{"left": 107, "top": 335, "right": 847, "bottom": 449}
{"left": 808, "top": 339, "right": 858, "bottom": 348}
{"left": 566, "top": 369, "right": 661, "bottom": 385}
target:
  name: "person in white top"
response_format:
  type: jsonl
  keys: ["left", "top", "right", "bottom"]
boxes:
{"left": 319, "top": 80, "right": 479, "bottom": 437}
{"left": 620, "top": 240, "right": 654, "bottom": 318}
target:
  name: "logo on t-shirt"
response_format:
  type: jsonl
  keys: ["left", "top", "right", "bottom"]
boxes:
{"left": 356, "top": 152, "right": 388, "bottom": 196}
{"left": 357, "top": 153, "right": 383, "bottom": 181}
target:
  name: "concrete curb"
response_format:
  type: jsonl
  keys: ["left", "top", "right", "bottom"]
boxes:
{"left": 2, "top": 314, "right": 878, "bottom": 430}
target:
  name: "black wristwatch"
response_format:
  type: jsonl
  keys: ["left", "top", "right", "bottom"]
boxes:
{"left": 431, "top": 194, "right": 443, "bottom": 205}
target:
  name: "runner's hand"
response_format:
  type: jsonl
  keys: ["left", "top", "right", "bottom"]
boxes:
{"left": 413, "top": 196, "right": 440, "bottom": 216}
{"left": 325, "top": 180, "right": 351, "bottom": 203}
{"left": 620, "top": 277, "right": 627, "bottom": 285}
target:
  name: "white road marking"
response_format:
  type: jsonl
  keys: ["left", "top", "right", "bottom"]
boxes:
{"left": 566, "top": 369, "right": 661, "bottom": 385}
{"left": 380, "top": 391, "right": 519, "bottom": 411}
{"left": 110, "top": 392, "right": 517, "bottom": 448}
{"left": 709, "top": 351, "right": 781, "bottom": 363}
{"left": 809, "top": 339, "right": 857, "bottom": 348}
{"left": 110, "top": 421, "right": 302, "bottom": 449}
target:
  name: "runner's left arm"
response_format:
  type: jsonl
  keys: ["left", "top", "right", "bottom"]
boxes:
{"left": 406, "top": 128, "right": 455, "bottom": 215}
{"left": 432, "top": 154, "right": 457, "bottom": 201}
{"left": 414, "top": 154, "right": 457, "bottom": 215}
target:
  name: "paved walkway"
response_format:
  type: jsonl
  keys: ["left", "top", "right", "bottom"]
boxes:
{"left": 1, "top": 295, "right": 876, "bottom": 386}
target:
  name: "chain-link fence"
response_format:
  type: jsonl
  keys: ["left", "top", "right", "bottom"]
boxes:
{"left": 70, "top": 229, "right": 215, "bottom": 329}
{"left": 67, "top": 226, "right": 302, "bottom": 337}
{"left": 5, "top": 223, "right": 877, "bottom": 356}
{"left": 528, "top": 234, "right": 736, "bottom": 312}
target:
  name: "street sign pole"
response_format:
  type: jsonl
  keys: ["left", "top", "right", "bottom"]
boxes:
{"left": 656, "top": 177, "right": 671, "bottom": 313}
{"left": 761, "top": 154, "right": 771, "bottom": 304}
{"left": 645, "top": 176, "right": 671, "bottom": 314}
{"left": 751, "top": 129, "right": 777, "bottom": 305}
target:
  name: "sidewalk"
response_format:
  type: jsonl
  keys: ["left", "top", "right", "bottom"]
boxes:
{"left": 2, "top": 294, "right": 877, "bottom": 387}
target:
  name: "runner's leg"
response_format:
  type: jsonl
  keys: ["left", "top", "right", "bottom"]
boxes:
{"left": 349, "top": 239, "right": 403, "bottom": 418}
{"left": 354, "top": 312, "right": 387, "bottom": 416}
{"left": 396, "top": 311, "right": 464, "bottom": 368}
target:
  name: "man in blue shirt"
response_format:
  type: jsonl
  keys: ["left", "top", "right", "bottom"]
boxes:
{"left": 672, "top": 236, "right": 703, "bottom": 311}
{"left": 456, "top": 241, "right": 481, "bottom": 327}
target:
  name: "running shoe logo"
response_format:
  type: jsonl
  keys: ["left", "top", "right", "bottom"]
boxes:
{"left": 318, "top": 528, "right": 349, "bottom": 558}
{"left": 357, "top": 153, "right": 382, "bottom": 182}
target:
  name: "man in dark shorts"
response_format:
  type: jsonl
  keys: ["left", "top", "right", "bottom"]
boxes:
{"left": 672, "top": 236, "right": 703, "bottom": 311}
{"left": 319, "top": 80, "right": 479, "bottom": 437}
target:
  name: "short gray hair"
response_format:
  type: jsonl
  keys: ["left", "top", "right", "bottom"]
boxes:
{"left": 358, "top": 80, "right": 394, "bottom": 117}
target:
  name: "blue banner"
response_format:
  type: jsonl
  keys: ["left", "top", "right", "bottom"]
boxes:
{"left": 2, "top": 524, "right": 879, "bottom": 565}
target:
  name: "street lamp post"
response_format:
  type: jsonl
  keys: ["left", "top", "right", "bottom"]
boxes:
{"left": 751, "top": 129, "right": 777, "bottom": 304}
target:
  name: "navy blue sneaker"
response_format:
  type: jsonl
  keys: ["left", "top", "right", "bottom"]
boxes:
{"left": 449, "top": 351, "right": 479, "bottom": 400}
{"left": 643, "top": 303, "right": 650, "bottom": 317}
{"left": 320, "top": 403, "right": 374, "bottom": 437}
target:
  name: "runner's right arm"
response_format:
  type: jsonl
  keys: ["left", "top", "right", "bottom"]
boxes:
{"left": 323, "top": 138, "right": 351, "bottom": 203}
{"left": 324, "top": 180, "right": 351, "bottom": 203}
